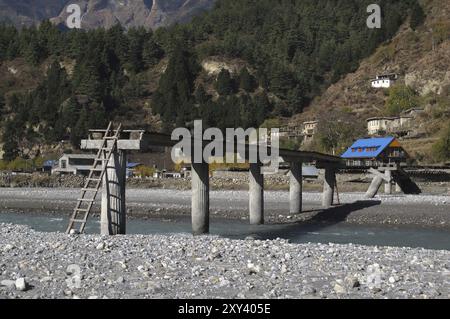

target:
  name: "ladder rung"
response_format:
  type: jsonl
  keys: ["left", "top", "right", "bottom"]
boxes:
{"left": 87, "top": 178, "right": 102, "bottom": 182}
{"left": 78, "top": 198, "right": 95, "bottom": 202}
{"left": 82, "top": 188, "right": 98, "bottom": 192}
{"left": 71, "top": 219, "right": 87, "bottom": 223}
{"left": 75, "top": 208, "right": 90, "bottom": 212}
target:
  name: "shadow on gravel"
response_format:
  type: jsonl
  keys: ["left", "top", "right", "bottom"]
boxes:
{"left": 308, "top": 200, "right": 382, "bottom": 223}
{"left": 259, "top": 200, "right": 382, "bottom": 240}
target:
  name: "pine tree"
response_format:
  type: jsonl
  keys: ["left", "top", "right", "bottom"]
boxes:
{"left": 127, "top": 27, "right": 146, "bottom": 73}
{"left": 410, "top": 2, "right": 426, "bottom": 31}
{"left": 239, "top": 67, "right": 256, "bottom": 92}
{"left": 195, "top": 85, "right": 210, "bottom": 104}
{"left": 143, "top": 37, "right": 164, "bottom": 68}
{"left": 215, "top": 69, "right": 235, "bottom": 96}
{"left": 152, "top": 43, "right": 199, "bottom": 127}
{"left": 0, "top": 94, "right": 4, "bottom": 113}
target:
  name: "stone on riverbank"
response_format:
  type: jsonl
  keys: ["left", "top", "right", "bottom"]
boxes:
{"left": 0, "top": 222, "right": 449, "bottom": 299}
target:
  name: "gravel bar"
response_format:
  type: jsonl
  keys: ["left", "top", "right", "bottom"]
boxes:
{"left": 0, "top": 223, "right": 449, "bottom": 299}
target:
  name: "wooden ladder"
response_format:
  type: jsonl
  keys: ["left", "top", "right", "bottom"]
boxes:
{"left": 66, "top": 122, "right": 123, "bottom": 234}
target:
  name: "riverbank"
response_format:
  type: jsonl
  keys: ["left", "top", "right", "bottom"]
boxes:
{"left": 1, "top": 171, "right": 450, "bottom": 194}
{"left": 0, "top": 188, "right": 449, "bottom": 229}
{"left": 0, "top": 223, "right": 448, "bottom": 299}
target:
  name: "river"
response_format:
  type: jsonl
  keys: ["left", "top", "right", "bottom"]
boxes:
{"left": 0, "top": 212, "right": 449, "bottom": 251}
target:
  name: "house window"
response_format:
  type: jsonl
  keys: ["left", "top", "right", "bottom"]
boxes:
{"left": 358, "top": 148, "right": 363, "bottom": 152}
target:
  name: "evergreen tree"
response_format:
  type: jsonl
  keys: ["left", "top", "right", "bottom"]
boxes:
{"left": 127, "top": 27, "right": 146, "bottom": 73}
{"left": 152, "top": 43, "right": 199, "bottom": 129}
{"left": 0, "top": 94, "right": 4, "bottom": 113}
{"left": 239, "top": 67, "right": 257, "bottom": 92}
{"left": 143, "top": 37, "right": 164, "bottom": 68}
{"left": 195, "top": 85, "right": 210, "bottom": 104}
{"left": 215, "top": 69, "right": 235, "bottom": 96}
{"left": 60, "top": 97, "right": 80, "bottom": 128}
{"left": 410, "top": 2, "right": 426, "bottom": 30}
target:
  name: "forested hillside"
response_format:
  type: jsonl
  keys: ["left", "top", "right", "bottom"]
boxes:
{"left": 0, "top": 0, "right": 419, "bottom": 161}
{"left": 294, "top": 0, "right": 450, "bottom": 163}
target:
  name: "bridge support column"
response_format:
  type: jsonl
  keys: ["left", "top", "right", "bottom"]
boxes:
{"left": 385, "top": 170, "right": 392, "bottom": 194}
{"left": 322, "top": 167, "right": 335, "bottom": 208}
{"left": 366, "top": 176, "right": 383, "bottom": 198}
{"left": 290, "top": 162, "right": 303, "bottom": 214}
{"left": 191, "top": 162, "right": 210, "bottom": 235}
{"left": 101, "top": 150, "right": 127, "bottom": 235}
{"left": 249, "top": 163, "right": 264, "bottom": 225}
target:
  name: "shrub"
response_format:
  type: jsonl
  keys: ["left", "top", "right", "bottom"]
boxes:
{"left": 385, "top": 85, "right": 420, "bottom": 116}
{"left": 432, "top": 123, "right": 450, "bottom": 162}
{"left": 134, "top": 165, "right": 156, "bottom": 178}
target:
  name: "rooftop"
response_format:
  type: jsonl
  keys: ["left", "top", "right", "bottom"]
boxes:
{"left": 341, "top": 137, "right": 397, "bottom": 159}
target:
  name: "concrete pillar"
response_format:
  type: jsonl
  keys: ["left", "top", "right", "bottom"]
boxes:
{"left": 249, "top": 163, "right": 264, "bottom": 225}
{"left": 395, "top": 182, "right": 402, "bottom": 193}
{"left": 191, "top": 162, "right": 210, "bottom": 235}
{"left": 290, "top": 162, "right": 303, "bottom": 214}
{"left": 366, "top": 176, "right": 383, "bottom": 199}
{"left": 322, "top": 167, "right": 335, "bottom": 208}
{"left": 385, "top": 170, "right": 392, "bottom": 194}
{"left": 101, "top": 150, "right": 127, "bottom": 235}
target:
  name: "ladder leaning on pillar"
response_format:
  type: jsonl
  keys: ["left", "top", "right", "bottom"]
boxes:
{"left": 65, "top": 121, "right": 123, "bottom": 234}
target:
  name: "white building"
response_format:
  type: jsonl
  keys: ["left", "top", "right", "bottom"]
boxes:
{"left": 367, "top": 116, "right": 413, "bottom": 136}
{"left": 52, "top": 154, "right": 96, "bottom": 175}
{"left": 367, "top": 108, "right": 424, "bottom": 136}
{"left": 302, "top": 121, "right": 319, "bottom": 141}
{"left": 371, "top": 74, "right": 398, "bottom": 89}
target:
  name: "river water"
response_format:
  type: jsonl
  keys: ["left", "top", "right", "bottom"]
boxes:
{"left": 1, "top": 212, "right": 449, "bottom": 250}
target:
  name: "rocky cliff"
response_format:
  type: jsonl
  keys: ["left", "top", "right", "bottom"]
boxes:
{"left": 0, "top": 0, "right": 216, "bottom": 29}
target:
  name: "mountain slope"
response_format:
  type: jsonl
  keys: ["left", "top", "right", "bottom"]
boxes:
{"left": 296, "top": 0, "right": 449, "bottom": 119}
{"left": 0, "top": 0, "right": 216, "bottom": 29}
{"left": 293, "top": 0, "right": 450, "bottom": 161}
{"left": 0, "top": 0, "right": 67, "bottom": 27}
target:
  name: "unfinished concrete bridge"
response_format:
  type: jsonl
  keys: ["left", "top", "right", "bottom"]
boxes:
{"left": 66, "top": 123, "right": 418, "bottom": 236}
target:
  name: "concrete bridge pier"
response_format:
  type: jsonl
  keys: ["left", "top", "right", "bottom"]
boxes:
{"left": 385, "top": 169, "right": 392, "bottom": 194}
{"left": 249, "top": 163, "right": 264, "bottom": 225}
{"left": 366, "top": 176, "right": 383, "bottom": 198}
{"left": 322, "top": 166, "right": 336, "bottom": 208}
{"left": 191, "top": 162, "right": 210, "bottom": 235}
{"left": 289, "top": 162, "right": 303, "bottom": 214}
{"left": 101, "top": 150, "right": 127, "bottom": 236}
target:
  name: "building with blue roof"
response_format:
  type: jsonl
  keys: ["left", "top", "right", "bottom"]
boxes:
{"left": 341, "top": 137, "right": 408, "bottom": 167}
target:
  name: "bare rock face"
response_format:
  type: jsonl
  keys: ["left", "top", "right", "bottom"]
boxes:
{"left": 0, "top": 0, "right": 68, "bottom": 27}
{"left": 404, "top": 42, "right": 450, "bottom": 96}
{"left": 0, "top": 0, "right": 216, "bottom": 29}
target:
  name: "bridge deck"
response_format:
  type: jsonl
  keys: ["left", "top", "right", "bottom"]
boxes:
{"left": 82, "top": 130, "right": 342, "bottom": 165}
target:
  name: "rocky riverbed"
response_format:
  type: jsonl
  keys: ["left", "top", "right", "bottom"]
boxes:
{"left": 0, "top": 223, "right": 448, "bottom": 299}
